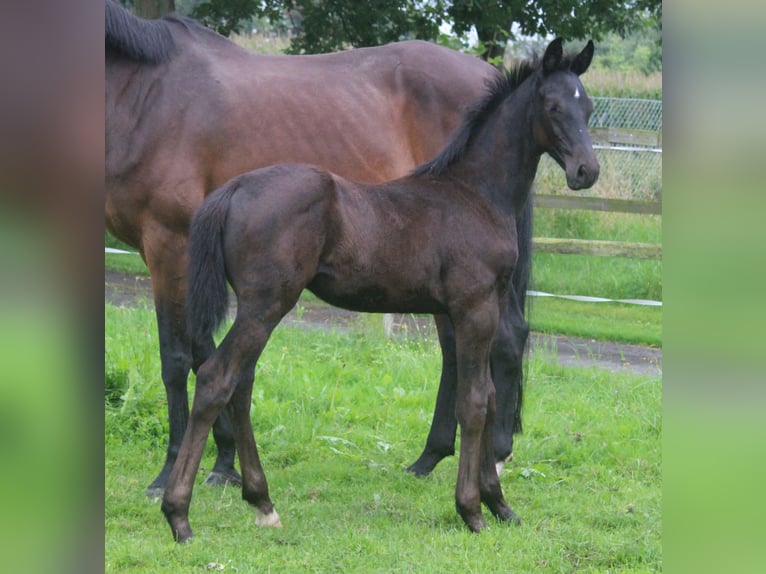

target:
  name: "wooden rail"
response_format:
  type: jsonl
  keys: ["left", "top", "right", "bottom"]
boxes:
{"left": 533, "top": 194, "right": 661, "bottom": 215}
{"left": 531, "top": 193, "right": 662, "bottom": 260}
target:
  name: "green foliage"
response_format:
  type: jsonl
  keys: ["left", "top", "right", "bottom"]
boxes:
{"left": 593, "top": 29, "right": 662, "bottom": 75}
{"left": 282, "top": 0, "right": 442, "bottom": 54}
{"left": 179, "top": 0, "right": 662, "bottom": 66}
{"left": 106, "top": 304, "right": 661, "bottom": 571}
{"left": 190, "top": 0, "right": 278, "bottom": 37}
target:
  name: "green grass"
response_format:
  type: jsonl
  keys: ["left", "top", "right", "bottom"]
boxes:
{"left": 106, "top": 304, "right": 661, "bottom": 572}
{"left": 530, "top": 297, "right": 661, "bottom": 347}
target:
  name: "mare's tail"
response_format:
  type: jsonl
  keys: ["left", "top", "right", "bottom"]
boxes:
{"left": 511, "top": 196, "right": 534, "bottom": 434}
{"left": 187, "top": 184, "right": 239, "bottom": 345}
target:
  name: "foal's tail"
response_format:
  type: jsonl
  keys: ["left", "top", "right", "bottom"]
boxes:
{"left": 187, "top": 183, "right": 239, "bottom": 345}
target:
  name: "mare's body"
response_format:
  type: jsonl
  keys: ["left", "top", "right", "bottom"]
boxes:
{"left": 163, "top": 38, "right": 599, "bottom": 540}
{"left": 105, "top": 0, "right": 531, "bottom": 495}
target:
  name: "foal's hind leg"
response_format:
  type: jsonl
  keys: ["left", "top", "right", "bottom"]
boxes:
{"left": 226, "top": 360, "right": 282, "bottom": 529}
{"left": 192, "top": 335, "right": 242, "bottom": 489}
{"left": 162, "top": 316, "right": 274, "bottom": 542}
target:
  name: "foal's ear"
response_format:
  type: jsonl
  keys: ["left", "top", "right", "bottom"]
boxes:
{"left": 570, "top": 40, "right": 594, "bottom": 76}
{"left": 542, "top": 37, "right": 564, "bottom": 75}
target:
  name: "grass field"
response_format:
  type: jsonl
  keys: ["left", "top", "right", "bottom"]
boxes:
{"left": 106, "top": 304, "right": 661, "bottom": 572}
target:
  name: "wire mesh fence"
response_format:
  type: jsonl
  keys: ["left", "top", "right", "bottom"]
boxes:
{"left": 536, "top": 97, "right": 662, "bottom": 201}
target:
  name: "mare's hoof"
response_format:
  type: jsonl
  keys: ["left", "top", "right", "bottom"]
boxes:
{"left": 495, "top": 453, "right": 514, "bottom": 476}
{"left": 145, "top": 486, "right": 165, "bottom": 499}
{"left": 204, "top": 470, "right": 242, "bottom": 487}
{"left": 405, "top": 451, "right": 450, "bottom": 477}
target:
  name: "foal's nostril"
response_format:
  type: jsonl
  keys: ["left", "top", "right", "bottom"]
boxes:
{"left": 577, "top": 164, "right": 588, "bottom": 180}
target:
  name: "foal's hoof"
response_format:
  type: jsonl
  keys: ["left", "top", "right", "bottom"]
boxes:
{"left": 255, "top": 508, "right": 282, "bottom": 528}
{"left": 493, "top": 504, "right": 521, "bottom": 525}
{"left": 204, "top": 469, "right": 242, "bottom": 488}
{"left": 463, "top": 514, "right": 488, "bottom": 533}
{"left": 174, "top": 527, "right": 194, "bottom": 544}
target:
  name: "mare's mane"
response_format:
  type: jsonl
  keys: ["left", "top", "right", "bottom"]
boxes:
{"left": 106, "top": 0, "right": 248, "bottom": 64}
{"left": 106, "top": 0, "right": 177, "bottom": 63}
{"left": 412, "top": 50, "right": 581, "bottom": 177}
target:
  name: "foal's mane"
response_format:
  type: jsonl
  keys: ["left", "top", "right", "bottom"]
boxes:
{"left": 412, "top": 50, "right": 580, "bottom": 177}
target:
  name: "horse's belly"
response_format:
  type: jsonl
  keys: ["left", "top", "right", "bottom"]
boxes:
{"left": 307, "top": 268, "right": 444, "bottom": 315}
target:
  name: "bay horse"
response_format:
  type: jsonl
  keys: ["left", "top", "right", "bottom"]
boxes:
{"left": 106, "top": 0, "right": 533, "bottom": 496}
{"left": 163, "top": 38, "right": 599, "bottom": 540}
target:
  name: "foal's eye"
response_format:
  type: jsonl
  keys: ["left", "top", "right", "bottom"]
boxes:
{"left": 547, "top": 102, "right": 559, "bottom": 114}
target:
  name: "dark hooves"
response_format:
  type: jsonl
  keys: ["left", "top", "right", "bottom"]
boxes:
{"left": 405, "top": 452, "right": 449, "bottom": 477}
{"left": 145, "top": 486, "right": 165, "bottom": 499}
{"left": 204, "top": 470, "right": 242, "bottom": 487}
{"left": 493, "top": 505, "right": 521, "bottom": 525}
{"left": 405, "top": 462, "right": 433, "bottom": 477}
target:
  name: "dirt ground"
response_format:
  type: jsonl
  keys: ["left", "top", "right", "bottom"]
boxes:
{"left": 105, "top": 269, "right": 661, "bottom": 377}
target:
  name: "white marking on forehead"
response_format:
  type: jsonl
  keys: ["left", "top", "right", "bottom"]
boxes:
{"left": 574, "top": 87, "right": 581, "bottom": 99}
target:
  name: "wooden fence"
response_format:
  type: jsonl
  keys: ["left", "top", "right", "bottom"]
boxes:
{"left": 531, "top": 193, "right": 662, "bottom": 260}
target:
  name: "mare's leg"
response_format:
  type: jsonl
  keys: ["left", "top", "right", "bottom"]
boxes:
{"left": 451, "top": 300, "right": 501, "bottom": 532}
{"left": 406, "top": 314, "right": 458, "bottom": 476}
{"left": 142, "top": 228, "right": 239, "bottom": 497}
{"left": 407, "top": 296, "right": 529, "bottom": 479}
{"left": 490, "top": 290, "right": 529, "bottom": 475}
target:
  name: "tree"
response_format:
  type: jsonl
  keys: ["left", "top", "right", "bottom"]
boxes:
{"left": 133, "top": 0, "right": 176, "bottom": 19}
{"left": 173, "top": 1, "right": 662, "bottom": 65}
{"left": 446, "top": 1, "right": 661, "bottom": 64}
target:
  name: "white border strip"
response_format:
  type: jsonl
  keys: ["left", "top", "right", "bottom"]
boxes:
{"left": 528, "top": 290, "right": 661, "bottom": 307}
{"left": 592, "top": 144, "right": 662, "bottom": 154}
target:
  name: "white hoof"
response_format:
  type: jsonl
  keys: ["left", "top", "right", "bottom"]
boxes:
{"left": 254, "top": 508, "right": 282, "bottom": 528}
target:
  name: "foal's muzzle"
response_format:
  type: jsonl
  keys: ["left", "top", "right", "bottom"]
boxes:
{"left": 565, "top": 156, "right": 600, "bottom": 190}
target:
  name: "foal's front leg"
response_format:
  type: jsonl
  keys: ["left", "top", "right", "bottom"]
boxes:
{"left": 477, "top": 374, "right": 520, "bottom": 525}
{"left": 452, "top": 302, "right": 503, "bottom": 532}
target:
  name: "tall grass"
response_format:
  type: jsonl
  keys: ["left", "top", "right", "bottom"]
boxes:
{"left": 106, "top": 304, "right": 661, "bottom": 572}
{"left": 586, "top": 66, "right": 662, "bottom": 100}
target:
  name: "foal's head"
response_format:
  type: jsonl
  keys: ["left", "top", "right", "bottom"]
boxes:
{"left": 531, "top": 38, "right": 600, "bottom": 190}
